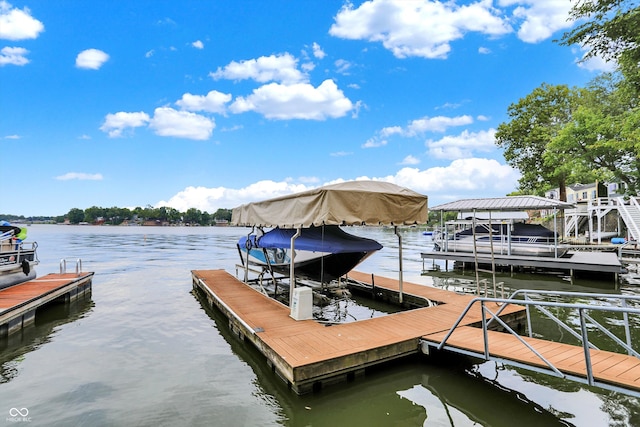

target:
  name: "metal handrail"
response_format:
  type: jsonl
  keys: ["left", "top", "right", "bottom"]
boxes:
{"left": 616, "top": 197, "right": 640, "bottom": 241}
{"left": 59, "top": 258, "right": 83, "bottom": 275}
{"left": 436, "top": 289, "right": 640, "bottom": 386}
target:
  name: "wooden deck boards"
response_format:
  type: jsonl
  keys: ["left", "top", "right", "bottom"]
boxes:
{"left": 0, "top": 273, "right": 94, "bottom": 312}
{"left": 0, "top": 272, "right": 94, "bottom": 337}
{"left": 422, "top": 325, "right": 640, "bottom": 392}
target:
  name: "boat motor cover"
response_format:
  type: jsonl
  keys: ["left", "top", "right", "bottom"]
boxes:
{"left": 238, "top": 226, "right": 383, "bottom": 253}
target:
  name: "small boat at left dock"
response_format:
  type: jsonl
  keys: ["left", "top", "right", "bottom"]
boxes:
{"left": 0, "top": 222, "right": 38, "bottom": 289}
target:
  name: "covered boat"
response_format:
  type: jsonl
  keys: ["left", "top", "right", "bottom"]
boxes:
{"left": 0, "top": 223, "right": 38, "bottom": 289}
{"left": 231, "top": 180, "right": 428, "bottom": 304}
{"left": 433, "top": 222, "right": 569, "bottom": 257}
{"left": 238, "top": 225, "right": 383, "bottom": 283}
{"left": 430, "top": 196, "right": 574, "bottom": 258}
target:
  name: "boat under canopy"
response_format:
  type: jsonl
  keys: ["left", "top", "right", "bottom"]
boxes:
{"left": 231, "top": 180, "right": 428, "bottom": 307}
{"left": 238, "top": 225, "right": 383, "bottom": 283}
{"left": 430, "top": 195, "right": 574, "bottom": 259}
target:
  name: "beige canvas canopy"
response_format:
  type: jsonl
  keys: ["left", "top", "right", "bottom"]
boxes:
{"left": 231, "top": 180, "right": 428, "bottom": 228}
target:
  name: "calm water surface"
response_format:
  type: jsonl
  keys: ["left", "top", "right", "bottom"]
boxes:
{"left": 1, "top": 225, "right": 639, "bottom": 426}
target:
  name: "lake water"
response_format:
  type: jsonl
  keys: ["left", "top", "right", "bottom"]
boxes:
{"left": 1, "top": 224, "right": 639, "bottom": 426}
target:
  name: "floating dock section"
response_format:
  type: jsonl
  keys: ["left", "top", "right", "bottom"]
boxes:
{"left": 192, "top": 269, "right": 525, "bottom": 394}
{"left": 0, "top": 272, "right": 94, "bottom": 338}
{"left": 422, "top": 250, "right": 623, "bottom": 281}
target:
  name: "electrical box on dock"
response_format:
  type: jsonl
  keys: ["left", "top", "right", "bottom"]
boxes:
{"left": 290, "top": 287, "right": 313, "bottom": 320}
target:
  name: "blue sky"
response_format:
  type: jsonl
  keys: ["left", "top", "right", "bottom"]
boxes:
{"left": 1, "top": 1, "right": 612, "bottom": 217}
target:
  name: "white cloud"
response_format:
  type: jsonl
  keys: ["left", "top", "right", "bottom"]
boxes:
{"left": 330, "top": 151, "right": 353, "bottom": 157}
{"left": 400, "top": 155, "right": 420, "bottom": 165}
{"left": 156, "top": 181, "right": 310, "bottom": 212}
{"left": 55, "top": 172, "right": 103, "bottom": 181}
{"left": 4, "top": 134, "right": 20, "bottom": 139}
{"left": 335, "top": 58, "right": 352, "bottom": 74}
{"left": 502, "top": 0, "right": 573, "bottom": 44}
{"left": 155, "top": 159, "right": 519, "bottom": 211}
{"left": 312, "top": 42, "right": 326, "bottom": 59}
{"left": 478, "top": 46, "right": 491, "bottom": 54}
{"left": 209, "top": 53, "right": 306, "bottom": 84}
{"left": 0, "top": 46, "right": 28, "bottom": 65}
{"left": 330, "top": 0, "right": 581, "bottom": 58}
{"left": 192, "top": 40, "right": 204, "bottom": 49}
{"left": 380, "top": 126, "right": 403, "bottom": 137}
{"left": 149, "top": 107, "right": 214, "bottom": 140}
{"left": 229, "top": 79, "right": 354, "bottom": 120}
{"left": 572, "top": 45, "right": 617, "bottom": 73}
{"left": 407, "top": 115, "right": 473, "bottom": 134}
{"left": 365, "top": 114, "right": 476, "bottom": 149}
{"left": 100, "top": 111, "right": 150, "bottom": 138}
{"left": 389, "top": 158, "right": 519, "bottom": 199}
{"left": 426, "top": 128, "right": 496, "bottom": 159}
{"left": 362, "top": 138, "right": 387, "bottom": 148}
{"left": 176, "top": 90, "right": 232, "bottom": 114}
{"left": 76, "top": 48, "right": 109, "bottom": 70}
{"left": 330, "top": 0, "right": 511, "bottom": 59}
{"left": 0, "top": 1, "right": 44, "bottom": 40}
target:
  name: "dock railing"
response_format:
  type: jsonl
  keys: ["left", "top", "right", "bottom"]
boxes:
{"left": 59, "top": 258, "right": 83, "bottom": 275}
{"left": 431, "top": 289, "right": 640, "bottom": 390}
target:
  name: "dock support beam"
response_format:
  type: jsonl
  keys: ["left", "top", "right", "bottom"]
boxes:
{"left": 395, "top": 226, "right": 404, "bottom": 304}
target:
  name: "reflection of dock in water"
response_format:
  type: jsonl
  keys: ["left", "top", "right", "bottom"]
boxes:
{"left": 0, "top": 285, "right": 94, "bottom": 383}
{"left": 0, "top": 271, "right": 94, "bottom": 338}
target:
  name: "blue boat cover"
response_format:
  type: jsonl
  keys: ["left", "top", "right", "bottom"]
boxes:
{"left": 238, "top": 226, "right": 382, "bottom": 253}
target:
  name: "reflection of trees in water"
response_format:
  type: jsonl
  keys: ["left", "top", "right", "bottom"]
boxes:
{"left": 469, "top": 361, "right": 640, "bottom": 427}
{"left": 0, "top": 295, "right": 94, "bottom": 384}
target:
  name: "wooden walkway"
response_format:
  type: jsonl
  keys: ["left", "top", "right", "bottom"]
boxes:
{"left": 0, "top": 272, "right": 94, "bottom": 337}
{"left": 192, "top": 269, "right": 525, "bottom": 394}
{"left": 421, "top": 325, "right": 640, "bottom": 396}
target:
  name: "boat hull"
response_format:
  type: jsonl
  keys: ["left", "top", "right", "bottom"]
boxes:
{"left": 435, "top": 237, "right": 569, "bottom": 257}
{"left": 0, "top": 267, "right": 36, "bottom": 290}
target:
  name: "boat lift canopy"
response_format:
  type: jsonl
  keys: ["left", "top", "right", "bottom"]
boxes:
{"left": 231, "top": 180, "right": 428, "bottom": 228}
{"left": 231, "top": 180, "right": 428, "bottom": 313}
{"left": 431, "top": 195, "right": 574, "bottom": 212}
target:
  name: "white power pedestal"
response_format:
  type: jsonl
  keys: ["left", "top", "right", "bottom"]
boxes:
{"left": 290, "top": 287, "right": 313, "bottom": 320}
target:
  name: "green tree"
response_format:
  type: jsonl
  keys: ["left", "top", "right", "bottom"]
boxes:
{"left": 184, "top": 208, "right": 202, "bottom": 224}
{"left": 66, "top": 208, "right": 85, "bottom": 224}
{"left": 84, "top": 206, "right": 105, "bottom": 223}
{"left": 495, "top": 83, "right": 580, "bottom": 200}
{"left": 548, "top": 73, "right": 640, "bottom": 195}
{"left": 213, "top": 208, "right": 232, "bottom": 222}
{"left": 561, "top": 0, "right": 640, "bottom": 92}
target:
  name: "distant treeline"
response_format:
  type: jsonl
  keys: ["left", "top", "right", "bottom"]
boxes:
{"left": 2, "top": 206, "right": 233, "bottom": 226}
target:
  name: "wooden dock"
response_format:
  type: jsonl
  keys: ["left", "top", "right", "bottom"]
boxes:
{"left": 421, "top": 325, "right": 640, "bottom": 397}
{"left": 0, "top": 272, "right": 94, "bottom": 338}
{"left": 192, "top": 269, "right": 525, "bottom": 394}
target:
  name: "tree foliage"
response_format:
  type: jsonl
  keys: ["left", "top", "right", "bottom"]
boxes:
{"left": 561, "top": 0, "right": 640, "bottom": 91}
{"left": 495, "top": 83, "right": 581, "bottom": 200}
{"left": 497, "top": 73, "right": 640, "bottom": 200}
{"left": 61, "top": 206, "right": 232, "bottom": 225}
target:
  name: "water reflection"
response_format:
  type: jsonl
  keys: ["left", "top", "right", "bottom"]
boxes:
{"left": 0, "top": 294, "right": 94, "bottom": 384}
{"left": 1, "top": 225, "right": 639, "bottom": 426}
